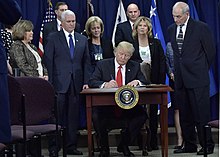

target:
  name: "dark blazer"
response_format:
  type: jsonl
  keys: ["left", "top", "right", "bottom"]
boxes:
{"left": 88, "top": 58, "right": 149, "bottom": 88}
{"left": 115, "top": 21, "right": 133, "bottom": 46}
{"left": 43, "top": 20, "right": 81, "bottom": 47}
{"left": 132, "top": 38, "right": 166, "bottom": 84}
{"left": 0, "top": 0, "right": 21, "bottom": 143}
{"left": 88, "top": 38, "right": 114, "bottom": 71}
{"left": 43, "top": 30, "right": 91, "bottom": 94}
{"left": 168, "top": 18, "right": 216, "bottom": 89}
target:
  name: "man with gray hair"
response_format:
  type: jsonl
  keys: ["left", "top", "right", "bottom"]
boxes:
{"left": 44, "top": 9, "right": 91, "bottom": 156}
{"left": 168, "top": 1, "right": 215, "bottom": 155}
{"left": 43, "top": 2, "right": 81, "bottom": 47}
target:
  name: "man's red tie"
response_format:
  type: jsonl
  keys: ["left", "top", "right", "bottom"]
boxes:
{"left": 116, "top": 65, "right": 122, "bottom": 87}
{"left": 115, "top": 65, "right": 123, "bottom": 117}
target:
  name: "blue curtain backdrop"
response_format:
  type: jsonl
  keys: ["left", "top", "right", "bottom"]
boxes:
{"left": 15, "top": 0, "right": 219, "bottom": 121}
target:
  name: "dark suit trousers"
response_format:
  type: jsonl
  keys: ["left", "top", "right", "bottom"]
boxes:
{"left": 92, "top": 106, "right": 147, "bottom": 149}
{"left": 57, "top": 79, "right": 80, "bottom": 150}
{"left": 149, "top": 104, "right": 158, "bottom": 147}
{"left": 176, "top": 85, "right": 214, "bottom": 149}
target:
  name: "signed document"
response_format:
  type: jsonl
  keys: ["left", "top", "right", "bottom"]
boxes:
{"left": 145, "top": 84, "right": 168, "bottom": 88}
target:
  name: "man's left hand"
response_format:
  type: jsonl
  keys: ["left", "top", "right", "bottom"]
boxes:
{"left": 127, "top": 80, "right": 139, "bottom": 87}
{"left": 83, "top": 84, "right": 89, "bottom": 89}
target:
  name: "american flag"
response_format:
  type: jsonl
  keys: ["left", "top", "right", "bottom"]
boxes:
{"left": 38, "top": 0, "right": 55, "bottom": 56}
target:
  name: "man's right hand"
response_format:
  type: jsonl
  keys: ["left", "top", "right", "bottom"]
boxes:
{"left": 104, "top": 80, "right": 118, "bottom": 88}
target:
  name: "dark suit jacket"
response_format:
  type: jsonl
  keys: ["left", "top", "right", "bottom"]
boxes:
{"left": 0, "top": 0, "right": 21, "bottom": 143}
{"left": 88, "top": 58, "right": 149, "bottom": 88}
{"left": 115, "top": 21, "right": 133, "bottom": 46}
{"left": 168, "top": 18, "right": 216, "bottom": 89}
{"left": 132, "top": 38, "right": 166, "bottom": 84}
{"left": 43, "top": 20, "right": 81, "bottom": 48}
{"left": 43, "top": 30, "right": 91, "bottom": 94}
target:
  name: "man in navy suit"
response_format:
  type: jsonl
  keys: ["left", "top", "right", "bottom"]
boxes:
{"left": 43, "top": 1, "right": 81, "bottom": 48}
{"left": 44, "top": 10, "right": 91, "bottom": 156}
{"left": 168, "top": 2, "right": 215, "bottom": 155}
{"left": 0, "top": 0, "right": 21, "bottom": 143}
{"left": 114, "top": 3, "right": 140, "bottom": 46}
{"left": 89, "top": 41, "right": 149, "bottom": 157}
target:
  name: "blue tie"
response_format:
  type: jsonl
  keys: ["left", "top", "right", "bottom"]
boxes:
{"left": 69, "top": 34, "right": 74, "bottom": 58}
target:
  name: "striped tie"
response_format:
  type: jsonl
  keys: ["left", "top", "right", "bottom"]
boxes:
{"left": 176, "top": 24, "right": 184, "bottom": 54}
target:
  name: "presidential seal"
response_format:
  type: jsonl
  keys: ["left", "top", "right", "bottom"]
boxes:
{"left": 115, "top": 85, "right": 139, "bottom": 109}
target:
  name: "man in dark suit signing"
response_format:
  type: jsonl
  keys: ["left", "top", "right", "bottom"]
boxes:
{"left": 44, "top": 10, "right": 91, "bottom": 156}
{"left": 114, "top": 3, "right": 140, "bottom": 47}
{"left": 89, "top": 41, "right": 149, "bottom": 157}
{"left": 168, "top": 2, "right": 215, "bottom": 155}
{"left": 43, "top": 1, "right": 81, "bottom": 47}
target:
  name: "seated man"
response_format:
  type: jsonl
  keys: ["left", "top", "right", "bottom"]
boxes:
{"left": 88, "top": 41, "right": 150, "bottom": 157}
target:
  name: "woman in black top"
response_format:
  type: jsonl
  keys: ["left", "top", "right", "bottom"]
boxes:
{"left": 85, "top": 16, "right": 114, "bottom": 72}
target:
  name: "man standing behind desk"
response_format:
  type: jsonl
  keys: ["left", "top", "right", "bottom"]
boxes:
{"left": 114, "top": 3, "right": 140, "bottom": 46}
{"left": 44, "top": 10, "right": 91, "bottom": 155}
{"left": 89, "top": 41, "right": 149, "bottom": 157}
{"left": 43, "top": 1, "right": 81, "bottom": 47}
{"left": 168, "top": 2, "right": 215, "bottom": 155}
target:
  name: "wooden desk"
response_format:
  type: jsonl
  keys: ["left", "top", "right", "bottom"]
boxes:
{"left": 81, "top": 86, "right": 172, "bottom": 157}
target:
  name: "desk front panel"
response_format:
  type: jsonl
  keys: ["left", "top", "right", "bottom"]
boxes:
{"left": 87, "top": 92, "right": 164, "bottom": 107}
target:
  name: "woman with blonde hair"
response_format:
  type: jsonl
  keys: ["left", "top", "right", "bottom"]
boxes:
{"left": 85, "top": 16, "right": 114, "bottom": 72}
{"left": 9, "top": 20, "right": 47, "bottom": 79}
{"left": 132, "top": 16, "right": 166, "bottom": 151}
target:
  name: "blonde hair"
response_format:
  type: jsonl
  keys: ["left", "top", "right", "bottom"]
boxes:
{"left": 114, "top": 41, "right": 134, "bottom": 56}
{"left": 12, "top": 20, "right": 34, "bottom": 40}
{"left": 132, "top": 16, "right": 153, "bottom": 39}
{"left": 85, "top": 16, "right": 104, "bottom": 38}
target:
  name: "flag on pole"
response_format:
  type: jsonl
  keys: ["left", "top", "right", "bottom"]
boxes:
{"left": 87, "top": 0, "right": 94, "bottom": 18}
{"left": 112, "top": 0, "right": 127, "bottom": 47}
{"left": 38, "top": 0, "right": 55, "bottom": 57}
{"left": 188, "top": 0, "right": 217, "bottom": 97}
{"left": 150, "top": 0, "right": 166, "bottom": 51}
{"left": 150, "top": 0, "right": 170, "bottom": 110}
{"left": 81, "top": 0, "right": 94, "bottom": 36}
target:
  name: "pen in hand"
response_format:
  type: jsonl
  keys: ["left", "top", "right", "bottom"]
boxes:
{"left": 106, "top": 74, "right": 117, "bottom": 88}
